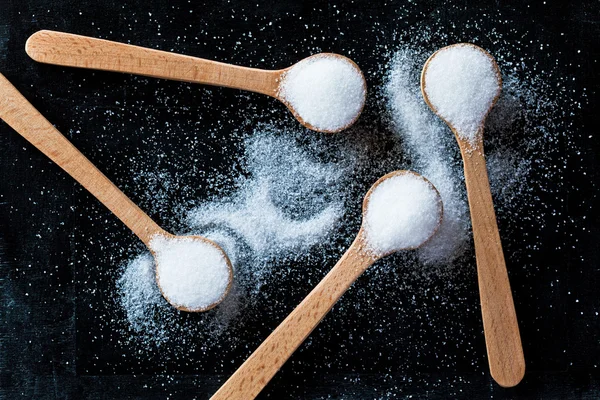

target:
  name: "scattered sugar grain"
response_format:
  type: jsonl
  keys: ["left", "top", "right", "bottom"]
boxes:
{"left": 150, "top": 235, "right": 231, "bottom": 310}
{"left": 279, "top": 54, "right": 366, "bottom": 132}
{"left": 423, "top": 44, "right": 501, "bottom": 144}
{"left": 364, "top": 173, "right": 442, "bottom": 256}
{"left": 188, "top": 131, "right": 346, "bottom": 260}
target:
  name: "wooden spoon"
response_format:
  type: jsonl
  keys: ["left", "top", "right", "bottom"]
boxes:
{"left": 0, "top": 73, "right": 233, "bottom": 312}
{"left": 211, "top": 170, "right": 443, "bottom": 400}
{"left": 25, "top": 30, "right": 366, "bottom": 133}
{"left": 421, "top": 43, "right": 525, "bottom": 387}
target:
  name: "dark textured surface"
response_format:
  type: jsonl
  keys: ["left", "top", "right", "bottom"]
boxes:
{"left": 0, "top": 0, "right": 599, "bottom": 399}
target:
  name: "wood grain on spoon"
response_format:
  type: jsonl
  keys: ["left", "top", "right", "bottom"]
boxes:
{"left": 26, "top": 30, "right": 282, "bottom": 96}
{"left": 25, "top": 30, "right": 365, "bottom": 133}
{"left": 460, "top": 140, "right": 524, "bottom": 387}
{"left": 0, "top": 72, "right": 233, "bottom": 313}
{"left": 421, "top": 44, "right": 525, "bottom": 388}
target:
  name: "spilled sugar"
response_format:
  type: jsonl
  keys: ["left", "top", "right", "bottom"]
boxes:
{"left": 150, "top": 235, "right": 231, "bottom": 311}
{"left": 114, "top": 43, "right": 568, "bottom": 360}
{"left": 363, "top": 173, "right": 442, "bottom": 256}
{"left": 188, "top": 131, "right": 346, "bottom": 260}
{"left": 188, "top": 182, "right": 341, "bottom": 256}
{"left": 422, "top": 44, "right": 502, "bottom": 144}
{"left": 117, "top": 130, "right": 351, "bottom": 345}
{"left": 279, "top": 54, "right": 366, "bottom": 132}
{"left": 117, "top": 253, "right": 163, "bottom": 334}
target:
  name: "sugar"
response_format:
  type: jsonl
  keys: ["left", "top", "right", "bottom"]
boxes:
{"left": 279, "top": 54, "right": 366, "bottom": 132}
{"left": 188, "top": 131, "right": 345, "bottom": 258}
{"left": 422, "top": 44, "right": 501, "bottom": 144}
{"left": 189, "top": 181, "right": 341, "bottom": 256}
{"left": 363, "top": 173, "right": 442, "bottom": 256}
{"left": 149, "top": 235, "right": 231, "bottom": 311}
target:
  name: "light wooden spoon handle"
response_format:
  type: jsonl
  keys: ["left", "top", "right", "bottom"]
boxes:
{"left": 461, "top": 146, "right": 525, "bottom": 387}
{"left": 26, "top": 30, "right": 281, "bottom": 97}
{"left": 0, "top": 73, "right": 167, "bottom": 245}
{"left": 211, "top": 236, "right": 376, "bottom": 400}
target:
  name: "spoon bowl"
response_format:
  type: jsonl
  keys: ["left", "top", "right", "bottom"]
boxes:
{"left": 150, "top": 233, "right": 234, "bottom": 313}
{"left": 26, "top": 30, "right": 366, "bottom": 133}
{"left": 151, "top": 233, "right": 234, "bottom": 313}
{"left": 421, "top": 43, "right": 502, "bottom": 148}
{"left": 421, "top": 43, "right": 525, "bottom": 388}
{"left": 277, "top": 53, "right": 367, "bottom": 133}
{"left": 361, "top": 170, "right": 443, "bottom": 256}
{"left": 212, "top": 170, "right": 443, "bottom": 400}
{"left": 0, "top": 73, "right": 233, "bottom": 312}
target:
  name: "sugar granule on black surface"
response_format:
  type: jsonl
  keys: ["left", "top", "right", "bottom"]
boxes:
{"left": 0, "top": 1, "right": 596, "bottom": 398}
{"left": 113, "top": 35, "right": 569, "bottom": 374}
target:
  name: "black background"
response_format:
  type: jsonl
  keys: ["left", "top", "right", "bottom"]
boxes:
{"left": 1, "top": 0, "right": 599, "bottom": 399}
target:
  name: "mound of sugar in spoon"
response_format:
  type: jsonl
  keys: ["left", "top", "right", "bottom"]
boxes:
{"left": 364, "top": 173, "right": 442, "bottom": 255}
{"left": 422, "top": 44, "right": 501, "bottom": 144}
{"left": 279, "top": 54, "right": 366, "bottom": 132}
{"left": 150, "top": 235, "right": 231, "bottom": 311}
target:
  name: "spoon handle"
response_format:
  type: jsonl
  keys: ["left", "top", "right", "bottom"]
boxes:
{"left": 26, "top": 30, "right": 281, "bottom": 97}
{"left": 211, "top": 237, "right": 376, "bottom": 400}
{"left": 461, "top": 146, "right": 525, "bottom": 387}
{"left": 0, "top": 73, "right": 167, "bottom": 245}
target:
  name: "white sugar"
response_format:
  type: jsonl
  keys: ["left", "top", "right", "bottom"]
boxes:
{"left": 423, "top": 44, "right": 501, "bottom": 144}
{"left": 190, "top": 182, "right": 340, "bottom": 256}
{"left": 150, "top": 235, "right": 230, "bottom": 310}
{"left": 188, "top": 131, "right": 345, "bottom": 260}
{"left": 279, "top": 54, "right": 366, "bottom": 132}
{"left": 364, "top": 173, "right": 442, "bottom": 256}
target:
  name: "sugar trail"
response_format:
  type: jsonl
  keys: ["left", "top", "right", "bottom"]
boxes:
{"left": 385, "top": 48, "right": 471, "bottom": 265}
